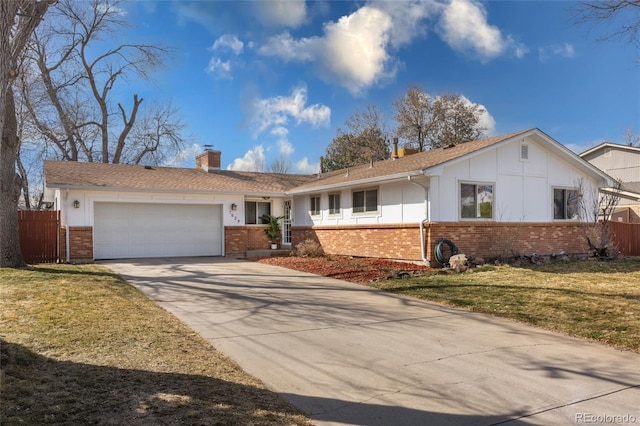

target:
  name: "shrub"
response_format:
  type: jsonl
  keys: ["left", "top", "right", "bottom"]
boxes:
{"left": 295, "top": 239, "right": 324, "bottom": 258}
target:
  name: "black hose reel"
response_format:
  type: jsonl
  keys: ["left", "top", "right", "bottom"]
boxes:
{"left": 435, "top": 239, "right": 461, "bottom": 267}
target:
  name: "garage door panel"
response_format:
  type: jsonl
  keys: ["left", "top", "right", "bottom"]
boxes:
{"left": 94, "top": 202, "right": 222, "bottom": 259}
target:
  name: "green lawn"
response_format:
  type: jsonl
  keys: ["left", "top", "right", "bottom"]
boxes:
{"left": 0, "top": 264, "right": 311, "bottom": 425}
{"left": 367, "top": 259, "right": 640, "bottom": 352}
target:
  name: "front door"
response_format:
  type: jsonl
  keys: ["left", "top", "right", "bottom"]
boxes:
{"left": 282, "top": 200, "right": 292, "bottom": 245}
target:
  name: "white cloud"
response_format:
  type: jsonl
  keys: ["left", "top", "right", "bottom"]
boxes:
{"left": 538, "top": 42, "right": 576, "bottom": 62}
{"left": 254, "top": 0, "right": 307, "bottom": 28}
{"left": 207, "top": 35, "right": 244, "bottom": 79}
{"left": 227, "top": 146, "right": 266, "bottom": 171}
{"left": 211, "top": 34, "right": 244, "bottom": 55}
{"left": 250, "top": 86, "right": 330, "bottom": 138}
{"left": 438, "top": 0, "right": 525, "bottom": 62}
{"left": 370, "top": 1, "right": 436, "bottom": 48}
{"left": 458, "top": 95, "right": 497, "bottom": 135}
{"left": 258, "top": 5, "right": 400, "bottom": 95}
{"left": 206, "top": 57, "right": 232, "bottom": 79}
{"left": 295, "top": 157, "right": 320, "bottom": 174}
{"left": 258, "top": 32, "right": 315, "bottom": 62}
{"left": 278, "top": 140, "right": 294, "bottom": 156}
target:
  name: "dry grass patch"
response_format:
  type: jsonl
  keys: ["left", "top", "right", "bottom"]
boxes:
{"left": 0, "top": 264, "right": 311, "bottom": 425}
{"left": 367, "top": 259, "right": 640, "bottom": 352}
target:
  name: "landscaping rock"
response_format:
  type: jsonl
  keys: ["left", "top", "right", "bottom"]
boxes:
{"left": 449, "top": 254, "right": 468, "bottom": 272}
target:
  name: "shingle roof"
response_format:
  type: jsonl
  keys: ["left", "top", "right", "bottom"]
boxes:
{"left": 44, "top": 129, "right": 533, "bottom": 195}
{"left": 290, "top": 129, "right": 532, "bottom": 192}
{"left": 44, "top": 161, "right": 315, "bottom": 194}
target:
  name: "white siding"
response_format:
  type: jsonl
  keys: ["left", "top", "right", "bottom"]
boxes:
{"left": 294, "top": 178, "right": 429, "bottom": 226}
{"left": 430, "top": 135, "right": 601, "bottom": 222}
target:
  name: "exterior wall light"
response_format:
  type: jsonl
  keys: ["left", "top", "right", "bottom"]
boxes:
{"left": 73, "top": 200, "right": 80, "bottom": 208}
{"left": 231, "top": 203, "right": 237, "bottom": 211}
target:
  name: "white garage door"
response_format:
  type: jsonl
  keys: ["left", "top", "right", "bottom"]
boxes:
{"left": 94, "top": 202, "right": 222, "bottom": 259}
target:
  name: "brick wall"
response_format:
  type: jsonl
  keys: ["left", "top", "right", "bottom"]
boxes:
{"left": 59, "top": 226, "right": 94, "bottom": 262}
{"left": 224, "top": 226, "right": 271, "bottom": 254}
{"left": 293, "top": 224, "right": 424, "bottom": 260}
{"left": 224, "top": 227, "right": 247, "bottom": 255}
{"left": 425, "top": 222, "right": 589, "bottom": 261}
{"left": 292, "top": 222, "right": 591, "bottom": 262}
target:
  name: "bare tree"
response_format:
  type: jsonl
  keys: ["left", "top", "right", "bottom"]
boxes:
{"left": 576, "top": 177, "right": 623, "bottom": 257}
{"left": 268, "top": 156, "right": 292, "bottom": 173}
{"left": 434, "top": 94, "right": 486, "bottom": 148}
{"left": 19, "top": 0, "right": 185, "bottom": 165}
{"left": 393, "top": 85, "right": 437, "bottom": 152}
{"left": 393, "top": 85, "right": 487, "bottom": 151}
{"left": 574, "top": 1, "right": 640, "bottom": 47}
{"left": 323, "top": 104, "right": 390, "bottom": 172}
{"left": 624, "top": 126, "right": 640, "bottom": 147}
{"left": 1, "top": 0, "right": 53, "bottom": 268}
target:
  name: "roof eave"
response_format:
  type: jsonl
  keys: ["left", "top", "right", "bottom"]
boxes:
{"left": 45, "top": 183, "right": 288, "bottom": 197}
{"left": 286, "top": 170, "right": 425, "bottom": 195}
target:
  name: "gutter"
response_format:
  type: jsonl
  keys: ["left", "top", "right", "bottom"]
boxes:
{"left": 407, "top": 175, "right": 430, "bottom": 264}
{"left": 287, "top": 170, "right": 425, "bottom": 195}
{"left": 46, "top": 184, "right": 289, "bottom": 198}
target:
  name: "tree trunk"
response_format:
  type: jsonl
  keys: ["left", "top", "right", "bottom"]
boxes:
{"left": 0, "top": 87, "right": 25, "bottom": 267}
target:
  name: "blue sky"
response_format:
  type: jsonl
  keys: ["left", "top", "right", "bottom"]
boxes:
{"left": 119, "top": 0, "right": 638, "bottom": 173}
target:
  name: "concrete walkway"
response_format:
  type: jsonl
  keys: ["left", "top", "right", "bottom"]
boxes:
{"left": 102, "top": 257, "right": 640, "bottom": 426}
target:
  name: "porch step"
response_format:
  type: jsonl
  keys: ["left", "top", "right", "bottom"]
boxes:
{"left": 245, "top": 249, "right": 291, "bottom": 258}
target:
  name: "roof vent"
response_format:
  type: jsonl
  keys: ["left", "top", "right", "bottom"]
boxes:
{"left": 520, "top": 143, "right": 529, "bottom": 160}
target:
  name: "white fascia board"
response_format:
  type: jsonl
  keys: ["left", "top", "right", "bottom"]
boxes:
{"left": 45, "top": 184, "right": 287, "bottom": 198}
{"left": 601, "top": 187, "right": 640, "bottom": 202}
{"left": 580, "top": 142, "right": 640, "bottom": 157}
{"left": 286, "top": 170, "right": 424, "bottom": 195}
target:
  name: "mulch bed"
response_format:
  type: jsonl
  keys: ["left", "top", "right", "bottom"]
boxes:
{"left": 252, "top": 255, "right": 433, "bottom": 283}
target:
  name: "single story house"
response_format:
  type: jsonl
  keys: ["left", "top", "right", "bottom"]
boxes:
{"left": 44, "top": 128, "right": 612, "bottom": 263}
{"left": 580, "top": 142, "right": 640, "bottom": 223}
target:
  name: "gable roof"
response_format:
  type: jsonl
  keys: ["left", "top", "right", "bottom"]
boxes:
{"left": 44, "top": 128, "right": 612, "bottom": 196}
{"left": 44, "top": 160, "right": 315, "bottom": 196}
{"left": 580, "top": 142, "right": 640, "bottom": 158}
{"left": 288, "top": 130, "right": 532, "bottom": 194}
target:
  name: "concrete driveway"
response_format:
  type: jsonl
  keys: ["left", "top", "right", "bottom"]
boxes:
{"left": 102, "top": 257, "right": 639, "bottom": 426}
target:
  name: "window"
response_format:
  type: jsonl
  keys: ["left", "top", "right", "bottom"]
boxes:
{"left": 353, "top": 188, "right": 378, "bottom": 213}
{"left": 553, "top": 188, "right": 579, "bottom": 220}
{"left": 310, "top": 195, "right": 321, "bottom": 216}
{"left": 329, "top": 193, "right": 341, "bottom": 215}
{"left": 460, "top": 183, "right": 494, "bottom": 219}
{"left": 245, "top": 201, "right": 271, "bottom": 224}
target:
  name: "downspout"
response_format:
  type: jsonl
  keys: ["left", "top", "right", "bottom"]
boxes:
{"left": 65, "top": 224, "right": 70, "bottom": 264}
{"left": 408, "top": 176, "right": 430, "bottom": 264}
{"left": 63, "top": 189, "right": 70, "bottom": 263}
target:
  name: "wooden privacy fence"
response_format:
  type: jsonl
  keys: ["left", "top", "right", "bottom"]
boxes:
{"left": 18, "top": 210, "right": 60, "bottom": 264}
{"left": 609, "top": 221, "right": 640, "bottom": 256}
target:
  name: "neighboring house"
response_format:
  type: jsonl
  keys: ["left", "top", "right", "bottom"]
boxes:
{"left": 580, "top": 143, "right": 640, "bottom": 223}
{"left": 44, "top": 128, "right": 611, "bottom": 263}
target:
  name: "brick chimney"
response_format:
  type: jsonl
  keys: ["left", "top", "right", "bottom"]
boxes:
{"left": 196, "top": 149, "right": 221, "bottom": 172}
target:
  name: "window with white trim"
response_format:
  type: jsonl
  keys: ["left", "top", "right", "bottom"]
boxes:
{"left": 553, "top": 188, "right": 579, "bottom": 220}
{"left": 245, "top": 200, "right": 271, "bottom": 224}
{"left": 309, "top": 195, "right": 321, "bottom": 216}
{"left": 328, "top": 193, "right": 341, "bottom": 215}
{"left": 460, "top": 182, "right": 494, "bottom": 219}
{"left": 352, "top": 188, "right": 378, "bottom": 214}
